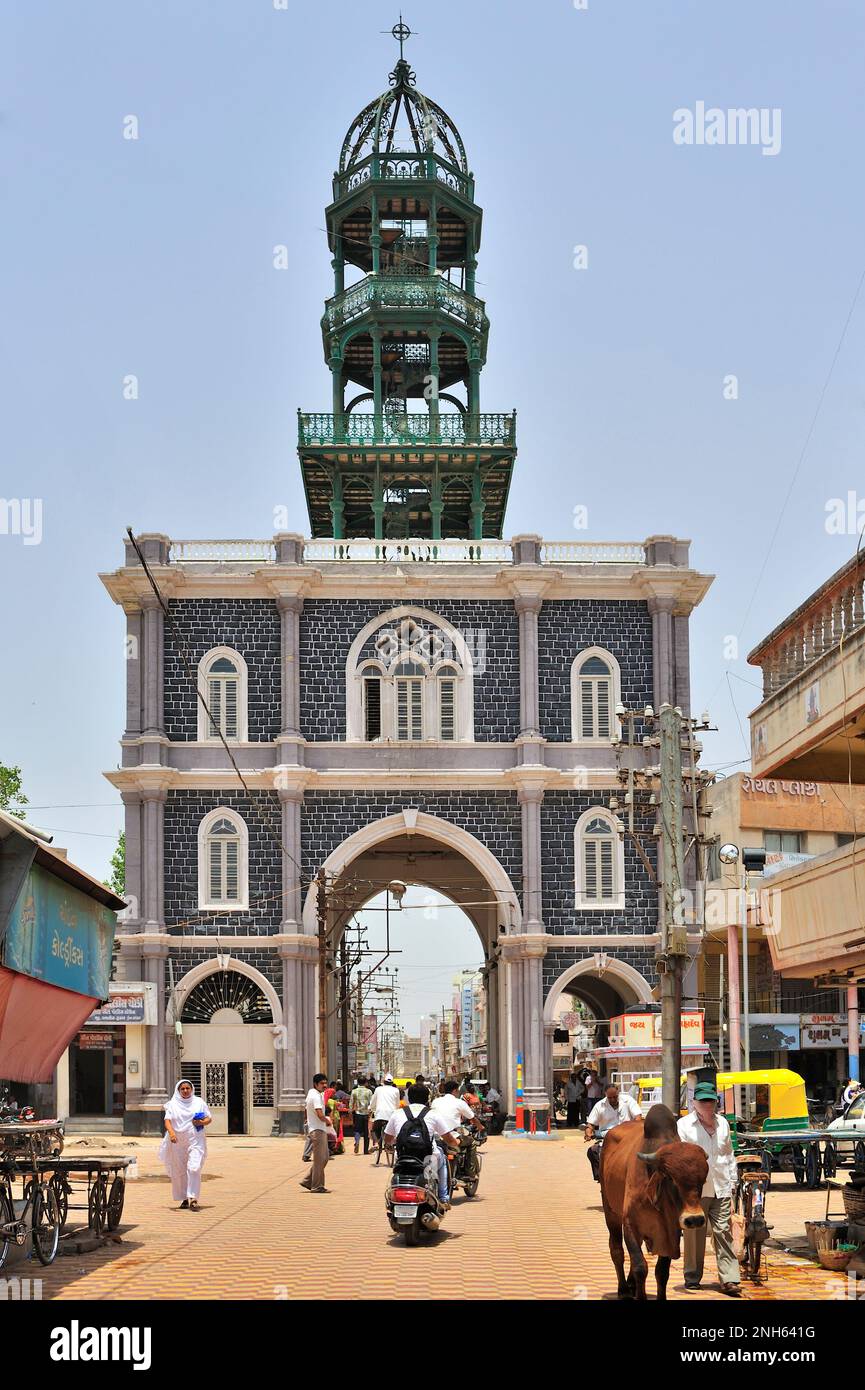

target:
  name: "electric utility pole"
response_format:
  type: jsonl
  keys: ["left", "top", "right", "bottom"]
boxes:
{"left": 659, "top": 703, "right": 688, "bottom": 1113}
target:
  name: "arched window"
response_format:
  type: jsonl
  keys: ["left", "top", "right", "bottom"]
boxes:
{"left": 198, "top": 808, "right": 249, "bottom": 910}
{"left": 575, "top": 808, "right": 625, "bottom": 910}
{"left": 198, "top": 647, "right": 248, "bottom": 742}
{"left": 570, "top": 647, "right": 622, "bottom": 743}
{"left": 345, "top": 607, "right": 475, "bottom": 743}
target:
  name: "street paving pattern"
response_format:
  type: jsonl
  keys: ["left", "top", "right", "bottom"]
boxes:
{"left": 7, "top": 1132, "right": 850, "bottom": 1301}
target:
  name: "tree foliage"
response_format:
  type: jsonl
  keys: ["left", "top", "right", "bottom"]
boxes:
{"left": 0, "top": 764, "right": 28, "bottom": 821}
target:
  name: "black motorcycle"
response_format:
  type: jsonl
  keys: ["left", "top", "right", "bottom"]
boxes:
{"left": 447, "top": 1124, "right": 486, "bottom": 1199}
{"left": 385, "top": 1153, "right": 448, "bottom": 1246}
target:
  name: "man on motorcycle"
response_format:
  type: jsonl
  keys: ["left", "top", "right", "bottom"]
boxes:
{"left": 384, "top": 1084, "right": 457, "bottom": 1206}
{"left": 584, "top": 1083, "right": 641, "bottom": 1182}
{"left": 432, "top": 1078, "right": 485, "bottom": 1136}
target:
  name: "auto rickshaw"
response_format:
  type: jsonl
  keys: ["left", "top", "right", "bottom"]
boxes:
{"left": 635, "top": 1076, "right": 688, "bottom": 1115}
{"left": 717, "top": 1068, "right": 815, "bottom": 1184}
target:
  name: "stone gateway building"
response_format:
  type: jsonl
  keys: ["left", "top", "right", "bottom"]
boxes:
{"left": 101, "top": 45, "right": 711, "bottom": 1135}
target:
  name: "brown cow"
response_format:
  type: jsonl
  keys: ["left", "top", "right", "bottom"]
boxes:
{"left": 600, "top": 1103, "right": 708, "bottom": 1300}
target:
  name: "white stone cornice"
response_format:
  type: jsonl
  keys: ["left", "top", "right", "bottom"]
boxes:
{"left": 500, "top": 932, "right": 550, "bottom": 960}
{"left": 633, "top": 568, "right": 714, "bottom": 616}
{"left": 104, "top": 762, "right": 628, "bottom": 794}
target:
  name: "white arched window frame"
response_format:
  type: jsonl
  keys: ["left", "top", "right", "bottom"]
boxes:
{"left": 345, "top": 606, "right": 475, "bottom": 742}
{"left": 393, "top": 654, "right": 430, "bottom": 742}
{"left": 197, "top": 807, "right": 249, "bottom": 911}
{"left": 574, "top": 807, "right": 625, "bottom": 911}
{"left": 434, "top": 663, "right": 460, "bottom": 741}
{"left": 197, "top": 647, "right": 249, "bottom": 743}
{"left": 570, "top": 646, "right": 622, "bottom": 744}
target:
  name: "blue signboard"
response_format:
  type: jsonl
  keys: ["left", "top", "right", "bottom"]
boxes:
{"left": 2, "top": 864, "right": 115, "bottom": 1000}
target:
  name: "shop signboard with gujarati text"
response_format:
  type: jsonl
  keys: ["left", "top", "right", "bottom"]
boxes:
{"left": 800, "top": 1013, "right": 848, "bottom": 1049}
{"left": 76, "top": 1031, "right": 114, "bottom": 1051}
{"left": 2, "top": 864, "right": 115, "bottom": 999}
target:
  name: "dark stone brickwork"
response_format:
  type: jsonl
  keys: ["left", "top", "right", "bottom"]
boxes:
{"left": 541, "top": 793, "right": 658, "bottom": 936}
{"left": 298, "top": 599, "right": 520, "bottom": 742}
{"left": 301, "top": 791, "right": 523, "bottom": 895}
{"left": 164, "top": 790, "right": 282, "bottom": 933}
{"left": 537, "top": 600, "right": 653, "bottom": 741}
{"left": 163, "top": 599, "right": 281, "bottom": 741}
{"left": 168, "top": 947, "right": 282, "bottom": 994}
{"left": 543, "top": 944, "right": 659, "bottom": 997}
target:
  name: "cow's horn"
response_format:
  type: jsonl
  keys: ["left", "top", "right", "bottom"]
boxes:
{"left": 637, "top": 1150, "right": 660, "bottom": 1166}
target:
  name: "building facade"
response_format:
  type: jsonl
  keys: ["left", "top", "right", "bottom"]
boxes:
{"left": 100, "top": 46, "right": 711, "bottom": 1134}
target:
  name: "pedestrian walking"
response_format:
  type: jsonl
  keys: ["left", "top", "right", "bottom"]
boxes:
{"left": 159, "top": 1079, "right": 212, "bottom": 1210}
{"left": 300, "top": 1073, "right": 330, "bottom": 1194}
{"left": 677, "top": 1082, "right": 741, "bottom": 1297}
{"left": 566, "top": 1071, "right": 584, "bottom": 1128}
{"left": 350, "top": 1077, "right": 372, "bottom": 1154}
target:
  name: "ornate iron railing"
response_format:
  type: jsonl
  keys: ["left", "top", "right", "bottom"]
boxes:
{"left": 540, "top": 542, "right": 647, "bottom": 565}
{"left": 336, "top": 152, "right": 474, "bottom": 202}
{"left": 304, "top": 539, "right": 513, "bottom": 564}
{"left": 298, "top": 411, "right": 516, "bottom": 447}
{"left": 324, "top": 275, "right": 487, "bottom": 334}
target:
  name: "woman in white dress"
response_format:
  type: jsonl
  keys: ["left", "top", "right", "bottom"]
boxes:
{"left": 159, "top": 1080, "right": 212, "bottom": 1210}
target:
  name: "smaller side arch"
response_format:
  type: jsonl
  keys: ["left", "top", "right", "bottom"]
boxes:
{"left": 543, "top": 956, "right": 655, "bottom": 1024}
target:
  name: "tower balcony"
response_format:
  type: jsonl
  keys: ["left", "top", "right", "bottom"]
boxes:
{"left": 323, "top": 273, "right": 488, "bottom": 340}
{"left": 298, "top": 410, "right": 515, "bottom": 450}
{"left": 332, "top": 152, "right": 475, "bottom": 207}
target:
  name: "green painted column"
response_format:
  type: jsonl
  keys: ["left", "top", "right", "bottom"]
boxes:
{"left": 471, "top": 464, "right": 485, "bottom": 540}
{"left": 370, "top": 193, "right": 381, "bottom": 275}
{"left": 430, "top": 465, "right": 443, "bottom": 540}
{"left": 330, "top": 355, "right": 344, "bottom": 441}
{"left": 371, "top": 463, "right": 384, "bottom": 539}
{"left": 372, "top": 331, "right": 383, "bottom": 439}
{"left": 466, "top": 222, "right": 477, "bottom": 296}
{"left": 428, "top": 195, "right": 438, "bottom": 274}
{"left": 330, "top": 467, "right": 345, "bottom": 540}
{"left": 428, "top": 329, "right": 440, "bottom": 438}
{"left": 468, "top": 353, "right": 481, "bottom": 439}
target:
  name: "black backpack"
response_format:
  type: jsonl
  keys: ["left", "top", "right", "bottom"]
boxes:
{"left": 395, "top": 1106, "right": 434, "bottom": 1160}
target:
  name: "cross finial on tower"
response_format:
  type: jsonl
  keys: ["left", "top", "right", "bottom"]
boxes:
{"left": 391, "top": 16, "right": 412, "bottom": 61}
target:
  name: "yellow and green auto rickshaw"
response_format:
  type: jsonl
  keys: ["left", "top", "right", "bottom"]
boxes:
{"left": 717, "top": 1068, "right": 817, "bottom": 1185}
{"left": 635, "top": 1076, "right": 688, "bottom": 1116}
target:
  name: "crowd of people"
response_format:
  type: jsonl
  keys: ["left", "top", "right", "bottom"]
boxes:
{"left": 300, "top": 1071, "right": 503, "bottom": 1194}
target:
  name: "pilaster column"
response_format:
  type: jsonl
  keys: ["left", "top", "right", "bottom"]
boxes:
{"left": 141, "top": 788, "right": 166, "bottom": 931}
{"left": 647, "top": 595, "right": 675, "bottom": 709}
{"left": 141, "top": 938, "right": 169, "bottom": 1118}
{"left": 277, "top": 596, "right": 304, "bottom": 739}
{"left": 517, "top": 784, "right": 544, "bottom": 931}
{"left": 275, "top": 934, "right": 319, "bottom": 1132}
{"left": 124, "top": 607, "right": 143, "bottom": 737}
{"left": 501, "top": 933, "right": 549, "bottom": 1111}
{"left": 140, "top": 595, "right": 165, "bottom": 737}
{"left": 514, "top": 594, "right": 543, "bottom": 738}
{"left": 278, "top": 787, "right": 303, "bottom": 930}
{"left": 120, "top": 790, "right": 143, "bottom": 934}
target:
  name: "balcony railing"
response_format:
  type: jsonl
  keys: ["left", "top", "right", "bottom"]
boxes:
{"left": 298, "top": 411, "right": 516, "bottom": 448}
{"left": 324, "top": 275, "right": 487, "bottom": 334}
{"left": 168, "top": 538, "right": 648, "bottom": 566}
{"left": 335, "top": 152, "right": 474, "bottom": 203}
{"left": 749, "top": 552, "right": 865, "bottom": 698}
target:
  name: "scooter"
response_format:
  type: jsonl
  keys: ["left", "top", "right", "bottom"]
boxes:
{"left": 385, "top": 1150, "right": 449, "bottom": 1246}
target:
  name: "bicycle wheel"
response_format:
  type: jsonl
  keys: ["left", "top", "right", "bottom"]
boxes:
{"left": 32, "top": 1185, "right": 60, "bottom": 1266}
{"left": 0, "top": 1187, "right": 14, "bottom": 1272}
{"left": 51, "top": 1174, "right": 69, "bottom": 1227}
{"left": 745, "top": 1236, "right": 763, "bottom": 1282}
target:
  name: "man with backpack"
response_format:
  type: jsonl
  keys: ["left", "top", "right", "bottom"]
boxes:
{"left": 383, "top": 1083, "right": 456, "bottom": 1206}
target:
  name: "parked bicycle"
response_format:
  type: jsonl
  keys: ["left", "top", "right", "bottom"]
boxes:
{"left": 733, "top": 1153, "right": 772, "bottom": 1282}
{"left": 0, "top": 1158, "right": 61, "bottom": 1269}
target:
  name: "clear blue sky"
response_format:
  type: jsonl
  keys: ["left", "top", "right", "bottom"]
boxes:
{"left": 3, "top": 1, "right": 864, "bottom": 928}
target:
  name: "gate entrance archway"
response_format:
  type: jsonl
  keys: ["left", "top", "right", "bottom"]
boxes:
{"left": 302, "top": 811, "right": 522, "bottom": 1097}
{"left": 544, "top": 956, "right": 656, "bottom": 1098}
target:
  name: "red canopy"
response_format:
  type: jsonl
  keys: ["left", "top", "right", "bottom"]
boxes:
{"left": 0, "top": 966, "right": 97, "bottom": 1083}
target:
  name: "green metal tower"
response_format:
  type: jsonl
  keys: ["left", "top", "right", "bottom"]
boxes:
{"left": 298, "top": 23, "right": 516, "bottom": 543}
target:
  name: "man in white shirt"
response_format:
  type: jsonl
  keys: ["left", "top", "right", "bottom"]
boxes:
{"left": 300, "top": 1073, "right": 330, "bottom": 1193}
{"left": 432, "top": 1078, "right": 484, "bottom": 1135}
{"left": 384, "top": 1084, "right": 457, "bottom": 1204}
{"left": 584, "top": 1084, "right": 641, "bottom": 1181}
{"left": 370, "top": 1073, "right": 401, "bottom": 1165}
{"left": 677, "top": 1082, "right": 741, "bottom": 1296}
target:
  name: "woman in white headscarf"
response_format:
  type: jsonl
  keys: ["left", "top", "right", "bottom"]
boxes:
{"left": 159, "top": 1080, "right": 212, "bottom": 1210}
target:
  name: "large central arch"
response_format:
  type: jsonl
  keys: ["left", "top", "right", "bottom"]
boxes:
{"left": 301, "top": 810, "right": 522, "bottom": 1090}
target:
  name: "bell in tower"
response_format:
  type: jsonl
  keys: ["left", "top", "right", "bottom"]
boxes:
{"left": 298, "top": 20, "right": 516, "bottom": 546}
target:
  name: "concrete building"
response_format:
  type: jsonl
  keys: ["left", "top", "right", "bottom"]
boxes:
{"left": 702, "top": 771, "right": 865, "bottom": 1099}
{"left": 100, "top": 43, "right": 711, "bottom": 1134}
{"left": 745, "top": 549, "right": 865, "bottom": 1087}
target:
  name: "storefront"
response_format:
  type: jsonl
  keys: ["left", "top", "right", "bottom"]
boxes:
{"left": 56, "top": 981, "right": 157, "bottom": 1130}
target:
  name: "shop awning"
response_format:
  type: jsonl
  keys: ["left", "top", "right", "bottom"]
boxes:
{"left": 0, "top": 966, "right": 98, "bottom": 1083}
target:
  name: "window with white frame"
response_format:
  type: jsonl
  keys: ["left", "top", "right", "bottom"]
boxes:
{"left": 575, "top": 808, "right": 625, "bottom": 910}
{"left": 570, "top": 647, "right": 621, "bottom": 743}
{"left": 198, "top": 808, "right": 249, "bottom": 910}
{"left": 198, "top": 647, "right": 248, "bottom": 742}
{"left": 346, "top": 609, "right": 475, "bottom": 743}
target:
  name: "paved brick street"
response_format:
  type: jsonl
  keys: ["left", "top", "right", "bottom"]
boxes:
{"left": 4, "top": 1132, "right": 854, "bottom": 1301}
